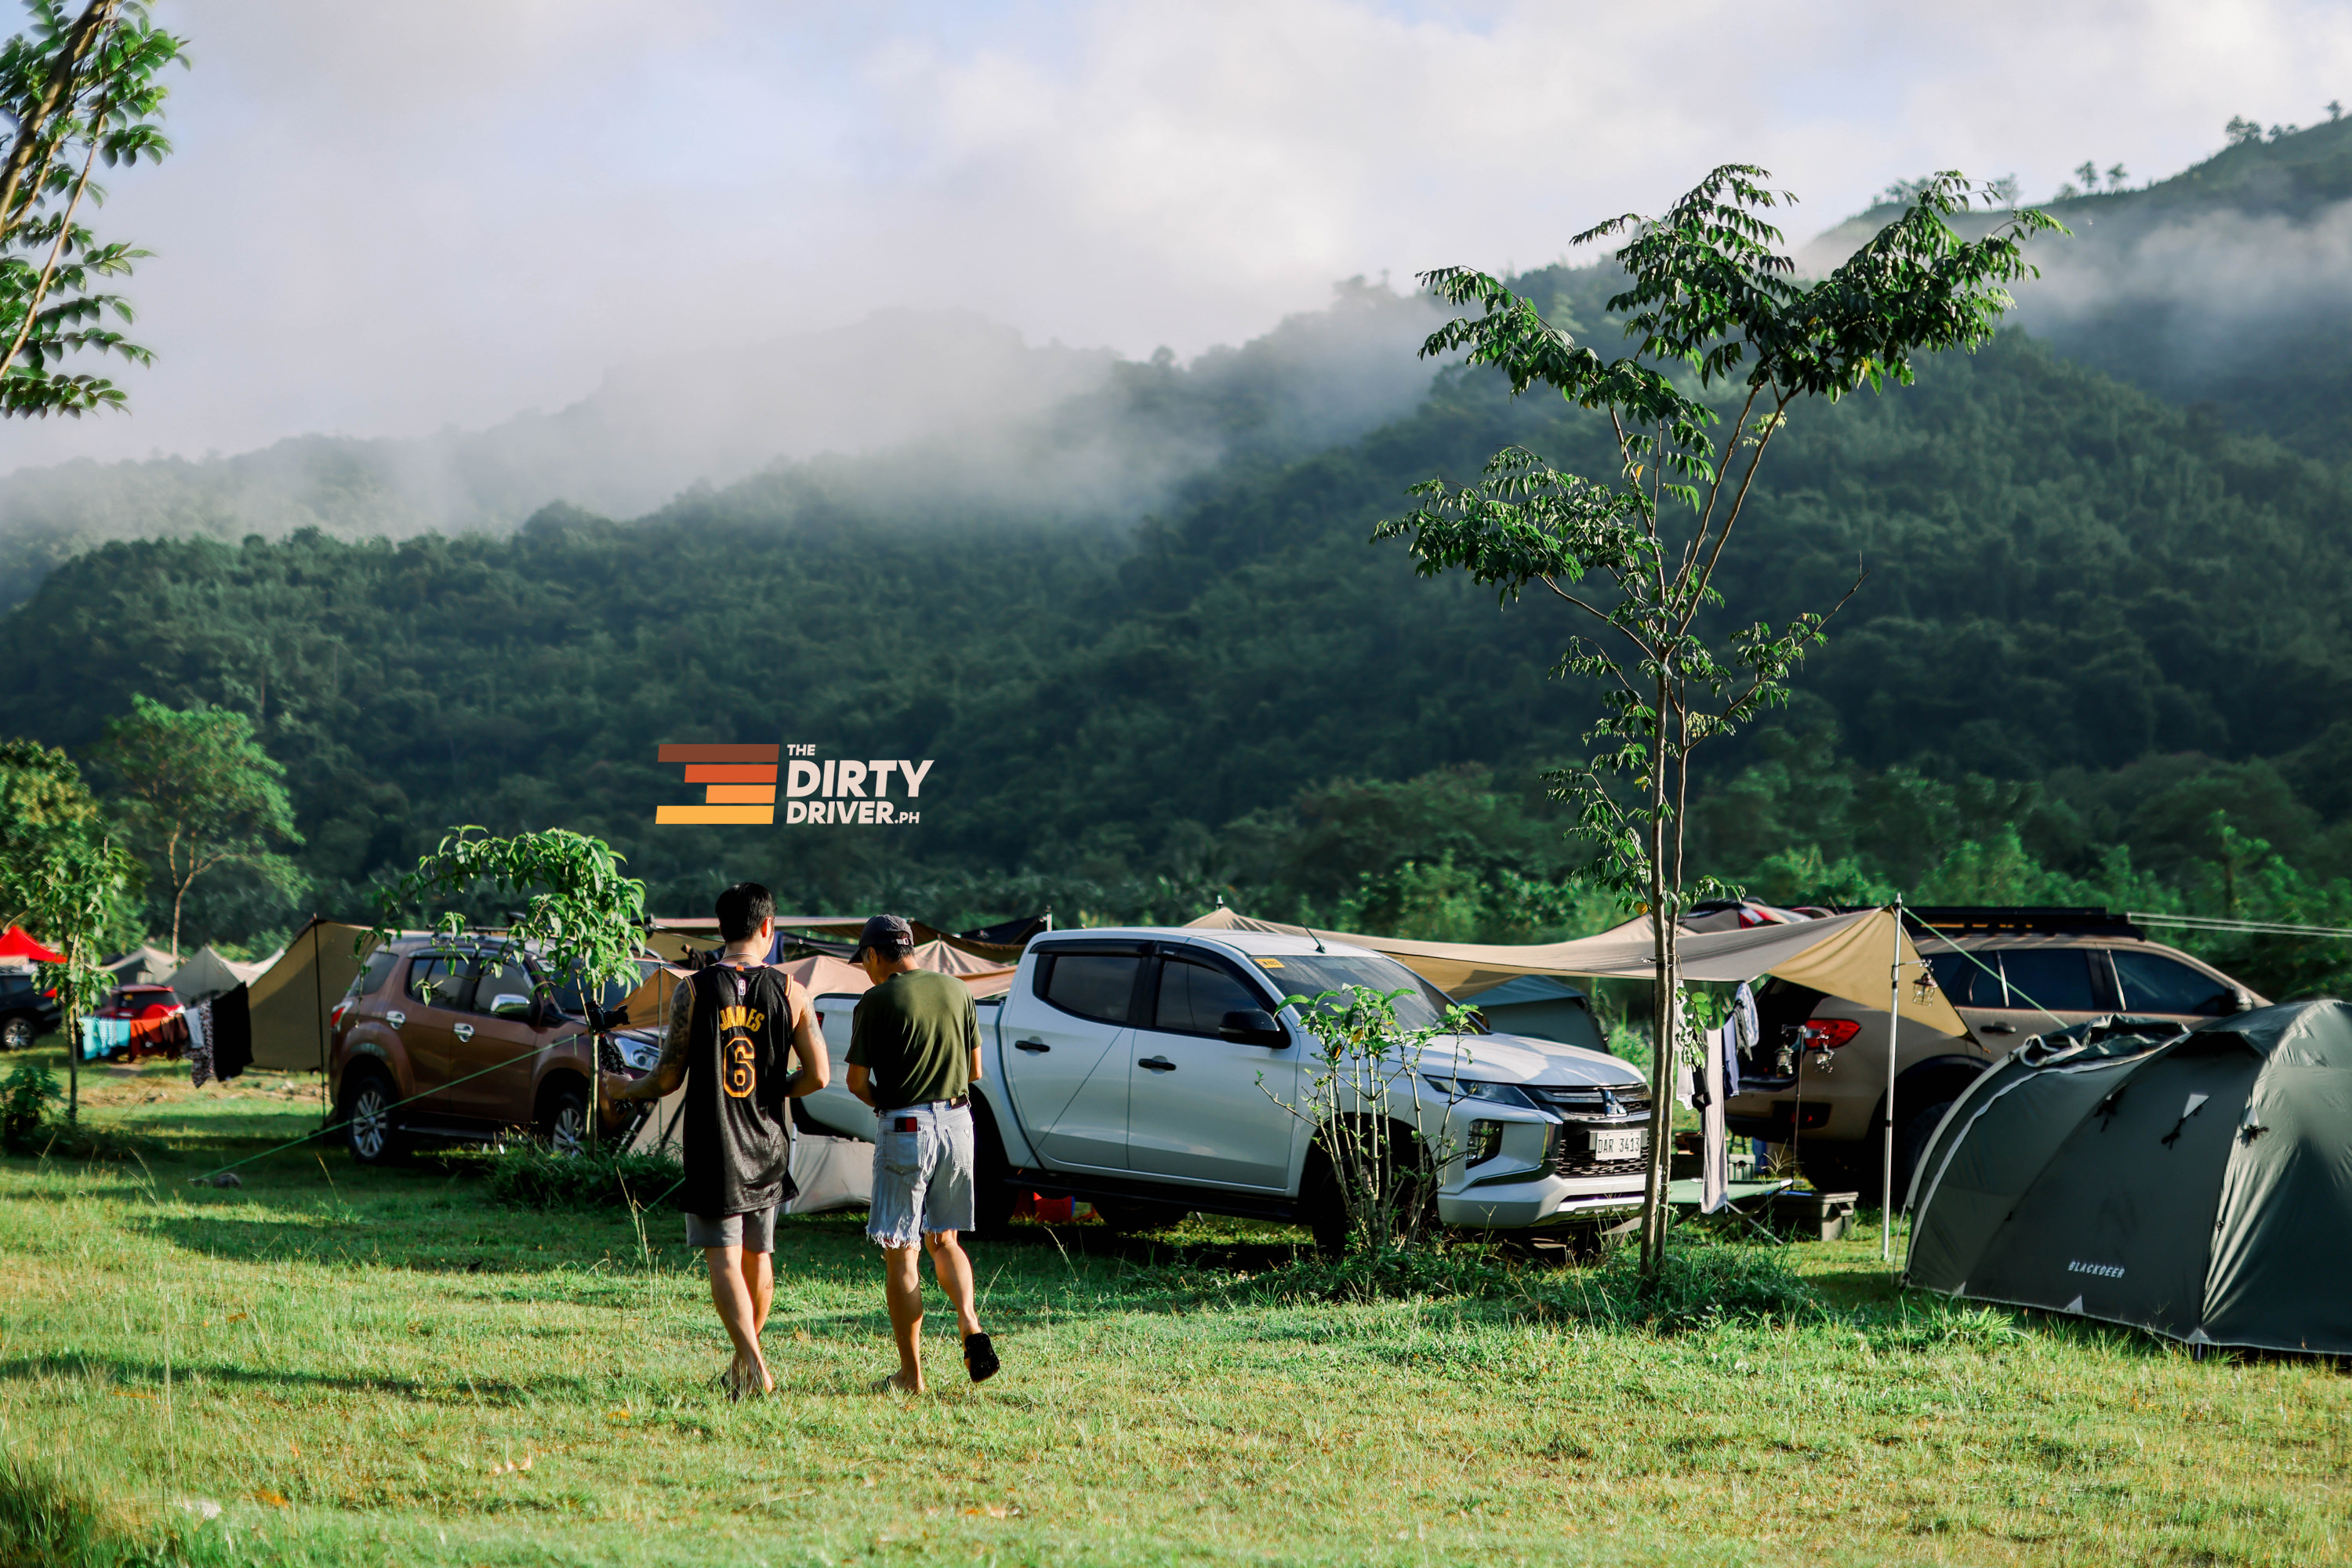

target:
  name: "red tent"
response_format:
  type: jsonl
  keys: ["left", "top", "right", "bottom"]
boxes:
{"left": 0, "top": 926, "right": 64, "bottom": 964}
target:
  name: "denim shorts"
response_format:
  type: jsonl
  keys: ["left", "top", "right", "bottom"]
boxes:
{"left": 868, "top": 1102, "right": 975, "bottom": 1248}
{"left": 684, "top": 1205, "right": 777, "bottom": 1253}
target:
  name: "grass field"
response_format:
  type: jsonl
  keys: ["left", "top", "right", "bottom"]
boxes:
{"left": 4, "top": 1046, "right": 2349, "bottom": 1567}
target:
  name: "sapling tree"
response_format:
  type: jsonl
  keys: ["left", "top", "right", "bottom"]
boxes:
{"left": 368, "top": 826, "right": 650, "bottom": 1146}
{"left": 1376, "top": 165, "right": 2060, "bottom": 1280}
{"left": 1265, "top": 982, "right": 1481, "bottom": 1261}
{"left": 21, "top": 817, "right": 135, "bottom": 1120}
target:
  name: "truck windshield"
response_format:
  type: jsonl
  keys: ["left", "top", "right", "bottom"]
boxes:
{"left": 1255, "top": 953, "right": 1475, "bottom": 1033}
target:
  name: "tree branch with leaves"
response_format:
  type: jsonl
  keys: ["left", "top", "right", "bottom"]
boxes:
{"left": 0, "top": 0, "right": 186, "bottom": 419}
{"left": 368, "top": 827, "right": 652, "bottom": 1145}
{"left": 1377, "top": 165, "right": 2062, "bottom": 1281}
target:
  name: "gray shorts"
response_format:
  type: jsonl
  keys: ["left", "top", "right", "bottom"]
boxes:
{"left": 684, "top": 1205, "right": 777, "bottom": 1252}
{"left": 868, "top": 1102, "right": 975, "bottom": 1248}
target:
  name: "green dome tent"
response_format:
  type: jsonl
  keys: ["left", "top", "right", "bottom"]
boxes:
{"left": 1906, "top": 1000, "right": 2352, "bottom": 1355}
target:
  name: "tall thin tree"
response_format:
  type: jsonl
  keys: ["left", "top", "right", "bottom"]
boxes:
{"left": 1377, "top": 166, "right": 2062, "bottom": 1279}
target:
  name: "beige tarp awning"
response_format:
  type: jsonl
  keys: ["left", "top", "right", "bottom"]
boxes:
{"left": 647, "top": 915, "right": 1031, "bottom": 967}
{"left": 245, "top": 919, "right": 375, "bottom": 1072}
{"left": 613, "top": 945, "right": 1018, "bottom": 1033}
{"left": 1185, "top": 906, "right": 1965, "bottom": 1036}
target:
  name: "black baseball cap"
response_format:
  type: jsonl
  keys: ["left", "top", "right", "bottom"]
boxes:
{"left": 856, "top": 913, "right": 915, "bottom": 958}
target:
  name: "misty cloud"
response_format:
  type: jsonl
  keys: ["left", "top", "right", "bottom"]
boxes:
{"left": 0, "top": 275, "right": 1450, "bottom": 605}
{"left": 5, "top": 0, "right": 2347, "bottom": 479}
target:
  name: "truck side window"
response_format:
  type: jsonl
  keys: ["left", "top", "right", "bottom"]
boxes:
{"left": 1038, "top": 953, "right": 1142, "bottom": 1026}
{"left": 358, "top": 949, "right": 399, "bottom": 996}
{"left": 469, "top": 959, "right": 536, "bottom": 1019}
{"left": 1924, "top": 952, "right": 2002, "bottom": 1007}
{"left": 1993, "top": 949, "right": 2100, "bottom": 1014}
{"left": 1152, "top": 957, "right": 1262, "bottom": 1037}
{"left": 2112, "top": 951, "right": 2236, "bottom": 1015}
{"left": 406, "top": 953, "right": 472, "bottom": 1009}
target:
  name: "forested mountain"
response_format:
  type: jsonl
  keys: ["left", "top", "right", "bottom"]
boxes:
{"left": 1810, "top": 115, "right": 2352, "bottom": 456}
{"left": 0, "top": 281, "right": 1446, "bottom": 610}
{"left": 9, "top": 320, "right": 2352, "bottom": 980}
{"left": 11, "top": 122, "right": 2352, "bottom": 1002}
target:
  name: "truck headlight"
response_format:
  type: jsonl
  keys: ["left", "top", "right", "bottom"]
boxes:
{"left": 1425, "top": 1076, "right": 1538, "bottom": 1109}
{"left": 1467, "top": 1119, "right": 1504, "bottom": 1165}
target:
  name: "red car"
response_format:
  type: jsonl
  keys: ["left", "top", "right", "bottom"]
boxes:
{"left": 86, "top": 985, "right": 187, "bottom": 1062}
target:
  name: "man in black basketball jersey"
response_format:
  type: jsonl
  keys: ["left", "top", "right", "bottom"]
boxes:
{"left": 602, "top": 882, "right": 828, "bottom": 1396}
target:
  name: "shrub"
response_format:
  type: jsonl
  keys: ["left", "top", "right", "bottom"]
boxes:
{"left": 0, "top": 1060, "right": 58, "bottom": 1152}
{"left": 481, "top": 1143, "right": 684, "bottom": 1210}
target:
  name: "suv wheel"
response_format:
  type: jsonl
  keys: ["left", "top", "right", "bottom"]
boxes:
{"left": 343, "top": 1068, "right": 404, "bottom": 1166}
{"left": 539, "top": 1083, "right": 589, "bottom": 1157}
{"left": 0, "top": 1014, "right": 31, "bottom": 1052}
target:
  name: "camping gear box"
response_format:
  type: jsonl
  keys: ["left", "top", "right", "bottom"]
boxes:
{"left": 1768, "top": 1189, "right": 1857, "bottom": 1241}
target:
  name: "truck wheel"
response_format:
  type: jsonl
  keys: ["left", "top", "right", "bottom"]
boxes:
{"left": 970, "top": 1106, "right": 1015, "bottom": 1239}
{"left": 343, "top": 1067, "right": 405, "bottom": 1167}
{"left": 0, "top": 1014, "right": 31, "bottom": 1052}
{"left": 1299, "top": 1152, "right": 1348, "bottom": 1258}
{"left": 1094, "top": 1200, "right": 1188, "bottom": 1235}
{"left": 539, "top": 1082, "right": 590, "bottom": 1157}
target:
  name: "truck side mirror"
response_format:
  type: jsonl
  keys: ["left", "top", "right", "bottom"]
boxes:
{"left": 1218, "top": 1009, "right": 1287, "bottom": 1047}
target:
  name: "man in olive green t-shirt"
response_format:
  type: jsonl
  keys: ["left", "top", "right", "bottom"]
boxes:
{"left": 845, "top": 914, "right": 998, "bottom": 1393}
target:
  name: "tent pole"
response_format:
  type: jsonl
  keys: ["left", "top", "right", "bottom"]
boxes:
{"left": 310, "top": 918, "right": 327, "bottom": 1134}
{"left": 1882, "top": 896, "right": 1903, "bottom": 1263}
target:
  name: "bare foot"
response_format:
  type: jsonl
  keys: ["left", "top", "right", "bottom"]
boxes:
{"left": 873, "top": 1370, "right": 922, "bottom": 1395}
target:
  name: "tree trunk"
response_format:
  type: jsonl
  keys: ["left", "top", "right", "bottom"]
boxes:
{"left": 1637, "top": 677, "right": 1676, "bottom": 1283}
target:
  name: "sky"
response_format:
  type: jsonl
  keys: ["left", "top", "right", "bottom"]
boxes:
{"left": 6, "top": 0, "right": 2349, "bottom": 474}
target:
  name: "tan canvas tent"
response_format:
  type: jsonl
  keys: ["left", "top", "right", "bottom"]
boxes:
{"left": 167, "top": 946, "right": 271, "bottom": 1004}
{"left": 1185, "top": 905, "right": 1965, "bottom": 1037}
{"left": 245, "top": 918, "right": 374, "bottom": 1073}
{"left": 105, "top": 946, "right": 176, "bottom": 987}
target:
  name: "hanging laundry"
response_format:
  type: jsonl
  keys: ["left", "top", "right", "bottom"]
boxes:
{"left": 210, "top": 984, "right": 252, "bottom": 1080}
{"left": 187, "top": 1000, "right": 215, "bottom": 1089}
{"left": 1700, "top": 1022, "right": 1730, "bottom": 1214}
{"left": 1727, "top": 981, "right": 1759, "bottom": 1098}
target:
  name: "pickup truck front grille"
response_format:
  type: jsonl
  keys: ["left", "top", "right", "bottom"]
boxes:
{"left": 1526, "top": 1084, "right": 1653, "bottom": 1118}
{"left": 1530, "top": 1083, "right": 1653, "bottom": 1178}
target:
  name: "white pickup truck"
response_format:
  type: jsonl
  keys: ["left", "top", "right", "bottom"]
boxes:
{"left": 796, "top": 925, "right": 1652, "bottom": 1248}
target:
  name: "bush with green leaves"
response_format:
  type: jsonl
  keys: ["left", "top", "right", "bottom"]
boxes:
{"left": 1265, "top": 982, "right": 1482, "bottom": 1260}
{"left": 0, "top": 1057, "right": 56, "bottom": 1150}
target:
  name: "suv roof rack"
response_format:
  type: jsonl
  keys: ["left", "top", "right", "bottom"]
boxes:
{"left": 1887, "top": 906, "right": 2144, "bottom": 939}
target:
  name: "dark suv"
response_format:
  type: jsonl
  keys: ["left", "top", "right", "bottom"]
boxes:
{"left": 1723, "top": 908, "right": 2262, "bottom": 1201}
{"left": 328, "top": 938, "right": 651, "bottom": 1164}
{"left": 0, "top": 971, "right": 60, "bottom": 1051}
